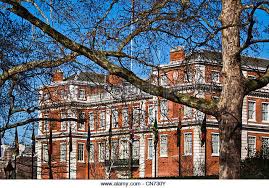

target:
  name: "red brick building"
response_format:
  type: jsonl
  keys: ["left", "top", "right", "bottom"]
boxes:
{"left": 36, "top": 47, "right": 269, "bottom": 179}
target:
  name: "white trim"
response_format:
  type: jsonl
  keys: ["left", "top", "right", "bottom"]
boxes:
{"left": 211, "top": 70, "right": 220, "bottom": 83}
{"left": 77, "top": 142, "right": 85, "bottom": 163}
{"left": 122, "top": 108, "right": 129, "bottom": 127}
{"left": 77, "top": 112, "right": 85, "bottom": 131}
{"left": 89, "top": 143, "right": 94, "bottom": 162}
{"left": 183, "top": 132, "right": 192, "bottom": 156}
{"left": 139, "top": 135, "right": 145, "bottom": 178}
{"left": 247, "top": 135, "right": 256, "bottom": 157}
{"left": 160, "top": 134, "right": 168, "bottom": 157}
{"left": 98, "top": 142, "right": 106, "bottom": 162}
{"left": 247, "top": 100, "right": 256, "bottom": 121}
{"left": 147, "top": 138, "right": 153, "bottom": 160}
{"left": 211, "top": 133, "right": 220, "bottom": 156}
{"left": 60, "top": 142, "right": 67, "bottom": 162}
{"left": 42, "top": 144, "right": 48, "bottom": 163}
{"left": 261, "top": 102, "right": 269, "bottom": 123}
{"left": 77, "top": 88, "right": 86, "bottom": 100}
{"left": 89, "top": 111, "right": 95, "bottom": 130}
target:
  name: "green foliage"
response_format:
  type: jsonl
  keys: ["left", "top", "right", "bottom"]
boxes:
{"left": 241, "top": 151, "right": 269, "bottom": 179}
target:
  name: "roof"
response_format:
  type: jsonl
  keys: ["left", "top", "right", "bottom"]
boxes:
{"left": 189, "top": 50, "right": 269, "bottom": 69}
{"left": 65, "top": 72, "right": 106, "bottom": 84}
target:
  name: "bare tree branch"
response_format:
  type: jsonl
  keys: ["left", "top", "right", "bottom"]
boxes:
{"left": 0, "top": 52, "right": 78, "bottom": 87}
{"left": 2, "top": 0, "right": 218, "bottom": 115}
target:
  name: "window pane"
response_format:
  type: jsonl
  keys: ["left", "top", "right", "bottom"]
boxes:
{"left": 262, "top": 103, "right": 268, "bottom": 121}
{"left": 89, "top": 112, "right": 94, "bottom": 130}
{"left": 78, "top": 143, "right": 84, "bottom": 161}
{"left": 98, "top": 142, "right": 105, "bottom": 161}
{"left": 160, "top": 100, "right": 168, "bottom": 120}
{"left": 248, "top": 136, "right": 256, "bottom": 157}
{"left": 184, "top": 106, "right": 192, "bottom": 118}
{"left": 211, "top": 72, "right": 220, "bottom": 83}
{"left": 121, "top": 140, "right": 128, "bottom": 159}
{"left": 133, "top": 140, "right": 139, "bottom": 159}
{"left": 133, "top": 108, "right": 140, "bottom": 127}
{"left": 60, "top": 143, "right": 67, "bottom": 161}
{"left": 212, "top": 134, "right": 219, "bottom": 155}
{"left": 262, "top": 138, "right": 269, "bottom": 158}
{"left": 44, "top": 114, "right": 49, "bottom": 131}
{"left": 148, "top": 106, "right": 154, "bottom": 125}
{"left": 248, "top": 101, "right": 255, "bottom": 120}
{"left": 111, "top": 141, "right": 119, "bottom": 160}
{"left": 184, "top": 133, "right": 192, "bottom": 155}
{"left": 43, "top": 144, "right": 48, "bottom": 162}
{"left": 148, "top": 139, "right": 153, "bottom": 159}
{"left": 112, "top": 110, "right": 119, "bottom": 128}
{"left": 89, "top": 143, "right": 94, "bottom": 162}
{"left": 160, "top": 135, "right": 168, "bottom": 157}
{"left": 100, "top": 112, "right": 106, "bottom": 128}
{"left": 122, "top": 109, "right": 129, "bottom": 127}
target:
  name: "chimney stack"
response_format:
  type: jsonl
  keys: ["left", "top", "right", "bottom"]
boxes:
{"left": 52, "top": 69, "right": 64, "bottom": 82}
{"left": 170, "top": 46, "right": 185, "bottom": 63}
{"left": 107, "top": 74, "right": 122, "bottom": 85}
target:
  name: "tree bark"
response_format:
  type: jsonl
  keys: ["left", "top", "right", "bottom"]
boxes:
{"left": 219, "top": 0, "right": 244, "bottom": 179}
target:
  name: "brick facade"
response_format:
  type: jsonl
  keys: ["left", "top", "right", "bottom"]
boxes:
{"left": 36, "top": 48, "right": 269, "bottom": 179}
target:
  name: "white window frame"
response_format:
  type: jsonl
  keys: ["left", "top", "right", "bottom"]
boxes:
{"left": 133, "top": 108, "right": 140, "bottom": 127}
{"left": 148, "top": 138, "right": 153, "bottom": 160}
{"left": 44, "top": 114, "right": 49, "bottom": 132}
{"left": 99, "top": 111, "right": 106, "bottom": 129}
{"left": 60, "top": 142, "right": 67, "bottom": 162}
{"left": 247, "top": 136, "right": 256, "bottom": 157}
{"left": 211, "top": 71, "right": 220, "bottom": 83}
{"left": 262, "top": 103, "right": 269, "bottom": 122}
{"left": 160, "top": 100, "right": 168, "bottom": 120}
{"left": 211, "top": 133, "right": 220, "bottom": 156}
{"left": 42, "top": 144, "right": 48, "bottom": 163}
{"left": 78, "top": 89, "right": 86, "bottom": 100}
{"left": 89, "top": 112, "right": 95, "bottom": 130}
{"left": 132, "top": 140, "right": 140, "bottom": 159}
{"left": 122, "top": 109, "right": 129, "bottom": 127}
{"left": 248, "top": 101, "right": 256, "bottom": 121}
{"left": 262, "top": 137, "right": 269, "bottom": 158}
{"left": 77, "top": 143, "right": 85, "bottom": 162}
{"left": 160, "top": 135, "right": 168, "bottom": 157}
{"left": 111, "top": 141, "right": 119, "bottom": 160}
{"left": 89, "top": 143, "right": 94, "bottom": 162}
{"left": 120, "top": 139, "right": 129, "bottom": 159}
{"left": 112, "top": 110, "right": 119, "bottom": 128}
{"left": 98, "top": 142, "right": 106, "bottom": 162}
{"left": 148, "top": 106, "right": 155, "bottom": 125}
{"left": 78, "top": 112, "right": 85, "bottom": 130}
{"left": 183, "top": 106, "right": 193, "bottom": 119}
{"left": 61, "top": 112, "right": 68, "bottom": 131}
{"left": 184, "top": 133, "right": 192, "bottom": 156}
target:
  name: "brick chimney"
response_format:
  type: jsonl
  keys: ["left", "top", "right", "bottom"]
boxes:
{"left": 170, "top": 46, "right": 185, "bottom": 63}
{"left": 107, "top": 74, "right": 122, "bottom": 85}
{"left": 52, "top": 69, "right": 64, "bottom": 82}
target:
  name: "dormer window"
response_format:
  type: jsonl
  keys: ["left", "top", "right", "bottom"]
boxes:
{"left": 211, "top": 71, "right": 220, "bottom": 83}
{"left": 78, "top": 89, "right": 86, "bottom": 100}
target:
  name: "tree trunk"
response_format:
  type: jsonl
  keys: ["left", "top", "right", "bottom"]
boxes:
{"left": 219, "top": 0, "right": 244, "bottom": 179}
